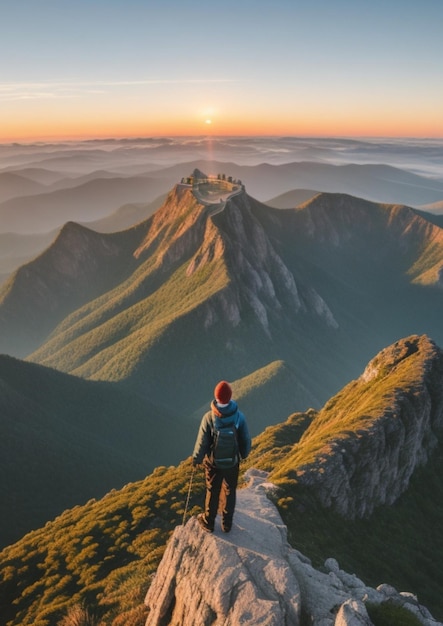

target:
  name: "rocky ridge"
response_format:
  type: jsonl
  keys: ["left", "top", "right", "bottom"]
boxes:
{"left": 145, "top": 469, "right": 441, "bottom": 626}
{"left": 212, "top": 192, "right": 338, "bottom": 333}
{"left": 135, "top": 175, "right": 337, "bottom": 334}
{"left": 3, "top": 176, "right": 443, "bottom": 427}
{"left": 272, "top": 335, "right": 443, "bottom": 518}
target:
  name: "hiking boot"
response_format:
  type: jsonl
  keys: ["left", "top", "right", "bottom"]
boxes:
{"left": 197, "top": 513, "right": 214, "bottom": 533}
{"left": 221, "top": 520, "right": 232, "bottom": 533}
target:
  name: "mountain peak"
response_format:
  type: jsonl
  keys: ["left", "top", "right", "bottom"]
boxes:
{"left": 133, "top": 183, "right": 210, "bottom": 264}
{"left": 191, "top": 167, "right": 208, "bottom": 180}
{"left": 0, "top": 219, "right": 137, "bottom": 356}
{"left": 133, "top": 182, "right": 337, "bottom": 335}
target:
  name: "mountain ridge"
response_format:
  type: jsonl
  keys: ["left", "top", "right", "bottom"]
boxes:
{"left": 3, "top": 158, "right": 442, "bottom": 236}
{"left": 24, "top": 183, "right": 341, "bottom": 414}
{"left": 0, "top": 220, "right": 148, "bottom": 356}
{"left": 271, "top": 334, "right": 443, "bottom": 517}
{"left": 0, "top": 174, "right": 172, "bottom": 234}
{"left": 0, "top": 171, "right": 48, "bottom": 203}
{"left": 147, "top": 159, "right": 443, "bottom": 206}
{"left": 2, "top": 182, "right": 443, "bottom": 421}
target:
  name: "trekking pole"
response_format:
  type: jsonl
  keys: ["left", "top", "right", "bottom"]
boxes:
{"left": 182, "top": 466, "right": 196, "bottom": 526}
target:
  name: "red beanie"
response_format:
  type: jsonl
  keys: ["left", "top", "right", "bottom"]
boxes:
{"left": 214, "top": 380, "right": 232, "bottom": 405}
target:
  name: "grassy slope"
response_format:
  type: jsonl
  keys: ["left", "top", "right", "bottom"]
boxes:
{"left": 0, "top": 459, "right": 206, "bottom": 626}
{"left": 258, "top": 335, "right": 443, "bottom": 619}
{"left": 272, "top": 336, "right": 434, "bottom": 475}
{"left": 32, "top": 257, "right": 228, "bottom": 380}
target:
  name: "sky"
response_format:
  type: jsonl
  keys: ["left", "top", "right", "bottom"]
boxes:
{"left": 1, "top": 0, "right": 442, "bottom": 141}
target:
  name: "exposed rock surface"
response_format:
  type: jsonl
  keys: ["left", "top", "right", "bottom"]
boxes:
{"left": 278, "top": 335, "right": 443, "bottom": 518}
{"left": 132, "top": 181, "right": 337, "bottom": 335}
{"left": 145, "top": 469, "right": 441, "bottom": 626}
{"left": 202, "top": 190, "right": 337, "bottom": 333}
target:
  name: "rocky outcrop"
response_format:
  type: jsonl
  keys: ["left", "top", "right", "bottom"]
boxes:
{"left": 199, "top": 191, "right": 338, "bottom": 333}
{"left": 134, "top": 185, "right": 207, "bottom": 264}
{"left": 136, "top": 181, "right": 338, "bottom": 335}
{"left": 144, "top": 469, "right": 441, "bottom": 626}
{"left": 275, "top": 335, "right": 443, "bottom": 518}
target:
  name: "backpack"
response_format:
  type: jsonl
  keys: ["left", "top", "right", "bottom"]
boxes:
{"left": 211, "top": 414, "right": 239, "bottom": 469}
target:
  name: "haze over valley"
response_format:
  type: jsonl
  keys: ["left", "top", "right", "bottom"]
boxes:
{"left": 1, "top": 136, "right": 443, "bottom": 281}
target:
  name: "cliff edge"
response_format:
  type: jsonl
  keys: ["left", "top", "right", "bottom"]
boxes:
{"left": 272, "top": 334, "right": 443, "bottom": 519}
{"left": 144, "top": 469, "right": 441, "bottom": 626}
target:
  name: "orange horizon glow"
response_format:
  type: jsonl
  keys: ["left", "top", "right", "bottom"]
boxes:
{"left": 1, "top": 88, "right": 442, "bottom": 143}
{"left": 2, "top": 115, "right": 443, "bottom": 144}
{"left": 1, "top": 96, "right": 443, "bottom": 143}
{"left": 2, "top": 90, "right": 443, "bottom": 143}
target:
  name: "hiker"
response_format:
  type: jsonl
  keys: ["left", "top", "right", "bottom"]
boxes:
{"left": 192, "top": 380, "right": 251, "bottom": 533}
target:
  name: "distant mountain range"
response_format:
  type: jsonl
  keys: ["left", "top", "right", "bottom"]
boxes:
{"left": 0, "top": 173, "right": 171, "bottom": 234}
{"left": 153, "top": 159, "right": 443, "bottom": 208}
{"left": 1, "top": 158, "right": 443, "bottom": 236}
{"left": 1, "top": 145, "right": 442, "bottom": 288}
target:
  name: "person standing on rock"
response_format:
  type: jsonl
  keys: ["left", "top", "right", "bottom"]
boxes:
{"left": 192, "top": 381, "right": 251, "bottom": 533}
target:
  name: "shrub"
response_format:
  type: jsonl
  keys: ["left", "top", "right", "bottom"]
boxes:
{"left": 366, "top": 601, "right": 422, "bottom": 626}
{"left": 57, "top": 603, "right": 99, "bottom": 626}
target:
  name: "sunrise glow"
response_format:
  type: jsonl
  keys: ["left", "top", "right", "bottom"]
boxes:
{"left": 1, "top": 1, "right": 442, "bottom": 142}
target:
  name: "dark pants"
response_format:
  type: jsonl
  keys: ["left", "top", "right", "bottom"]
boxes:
{"left": 204, "top": 462, "right": 239, "bottom": 529}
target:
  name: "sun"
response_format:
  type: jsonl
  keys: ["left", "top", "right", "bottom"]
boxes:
{"left": 205, "top": 119, "right": 212, "bottom": 125}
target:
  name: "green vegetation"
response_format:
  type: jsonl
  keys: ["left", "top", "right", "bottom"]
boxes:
{"left": 366, "top": 602, "right": 422, "bottom": 626}
{"left": 408, "top": 232, "right": 443, "bottom": 286}
{"left": 243, "top": 411, "right": 314, "bottom": 471}
{"left": 0, "top": 460, "right": 206, "bottom": 626}
{"left": 271, "top": 335, "right": 433, "bottom": 479}
{"left": 30, "top": 220, "right": 229, "bottom": 387}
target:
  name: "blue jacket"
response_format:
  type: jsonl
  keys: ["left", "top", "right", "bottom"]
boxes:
{"left": 192, "top": 399, "right": 251, "bottom": 465}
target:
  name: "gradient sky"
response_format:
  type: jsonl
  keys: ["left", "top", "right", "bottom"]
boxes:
{"left": 1, "top": 0, "right": 442, "bottom": 141}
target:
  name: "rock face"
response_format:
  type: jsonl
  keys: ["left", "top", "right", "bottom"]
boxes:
{"left": 278, "top": 335, "right": 443, "bottom": 518}
{"left": 212, "top": 192, "right": 338, "bottom": 333}
{"left": 144, "top": 469, "right": 441, "bottom": 626}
